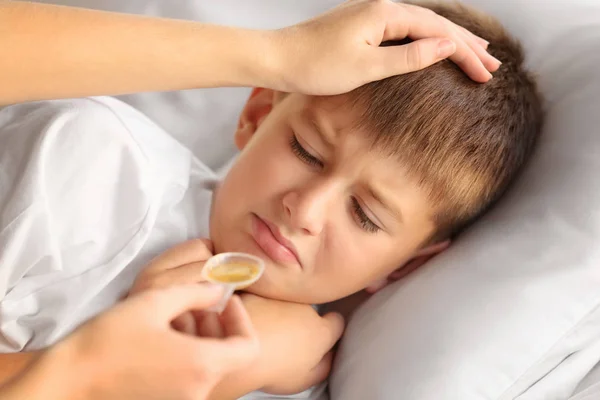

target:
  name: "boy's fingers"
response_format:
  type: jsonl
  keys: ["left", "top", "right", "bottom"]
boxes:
{"left": 146, "top": 239, "right": 214, "bottom": 271}
{"left": 319, "top": 312, "right": 345, "bottom": 352}
{"left": 219, "top": 295, "right": 257, "bottom": 339}
{"left": 312, "top": 351, "right": 334, "bottom": 378}
{"left": 273, "top": 351, "right": 333, "bottom": 395}
{"left": 378, "top": 37, "right": 455, "bottom": 76}
{"left": 303, "top": 351, "right": 334, "bottom": 390}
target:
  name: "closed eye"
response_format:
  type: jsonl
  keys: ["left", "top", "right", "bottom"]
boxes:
{"left": 289, "top": 134, "right": 323, "bottom": 168}
{"left": 351, "top": 197, "right": 380, "bottom": 233}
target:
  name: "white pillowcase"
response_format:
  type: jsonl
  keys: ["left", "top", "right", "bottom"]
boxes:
{"left": 330, "top": 1, "right": 600, "bottom": 399}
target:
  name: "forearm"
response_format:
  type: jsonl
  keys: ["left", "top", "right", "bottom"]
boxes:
{"left": 208, "top": 369, "right": 264, "bottom": 400}
{"left": 0, "top": 345, "right": 87, "bottom": 400}
{"left": 208, "top": 295, "right": 269, "bottom": 400}
{"left": 0, "top": 351, "right": 39, "bottom": 386}
{"left": 0, "top": 1, "right": 280, "bottom": 105}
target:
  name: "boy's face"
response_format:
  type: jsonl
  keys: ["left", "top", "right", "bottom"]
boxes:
{"left": 210, "top": 89, "right": 445, "bottom": 304}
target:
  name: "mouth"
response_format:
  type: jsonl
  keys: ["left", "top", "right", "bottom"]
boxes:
{"left": 251, "top": 213, "right": 302, "bottom": 268}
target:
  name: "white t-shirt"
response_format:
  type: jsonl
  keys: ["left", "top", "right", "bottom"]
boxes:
{"left": 0, "top": 97, "right": 326, "bottom": 400}
{"left": 0, "top": 97, "right": 215, "bottom": 350}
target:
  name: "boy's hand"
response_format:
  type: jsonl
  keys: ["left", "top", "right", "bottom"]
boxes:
{"left": 130, "top": 241, "right": 344, "bottom": 397}
{"left": 129, "top": 239, "right": 215, "bottom": 333}
{"left": 207, "top": 294, "right": 345, "bottom": 398}
{"left": 243, "top": 294, "right": 344, "bottom": 395}
{"left": 275, "top": 0, "right": 500, "bottom": 94}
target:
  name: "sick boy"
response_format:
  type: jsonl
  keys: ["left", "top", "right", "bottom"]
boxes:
{"left": 0, "top": 1, "right": 541, "bottom": 399}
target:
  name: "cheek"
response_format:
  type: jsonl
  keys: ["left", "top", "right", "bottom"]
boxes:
{"left": 218, "top": 135, "right": 296, "bottom": 210}
{"left": 245, "top": 136, "right": 305, "bottom": 190}
{"left": 320, "top": 234, "right": 413, "bottom": 291}
{"left": 317, "top": 231, "right": 382, "bottom": 289}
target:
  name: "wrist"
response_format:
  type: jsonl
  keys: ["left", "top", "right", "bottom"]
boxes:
{"left": 27, "top": 341, "right": 95, "bottom": 400}
{"left": 229, "top": 27, "right": 285, "bottom": 91}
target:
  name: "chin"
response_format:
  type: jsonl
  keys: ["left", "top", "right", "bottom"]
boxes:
{"left": 242, "top": 279, "right": 339, "bottom": 305}
{"left": 242, "top": 277, "right": 303, "bottom": 303}
{"left": 243, "top": 280, "right": 286, "bottom": 300}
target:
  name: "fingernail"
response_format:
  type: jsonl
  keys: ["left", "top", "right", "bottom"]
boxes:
{"left": 437, "top": 39, "right": 456, "bottom": 58}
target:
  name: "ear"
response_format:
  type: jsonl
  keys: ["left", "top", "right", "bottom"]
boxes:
{"left": 234, "top": 88, "right": 278, "bottom": 150}
{"left": 364, "top": 240, "right": 451, "bottom": 294}
{"left": 412, "top": 239, "right": 451, "bottom": 258}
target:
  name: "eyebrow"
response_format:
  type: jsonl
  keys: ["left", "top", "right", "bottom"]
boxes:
{"left": 367, "top": 185, "right": 404, "bottom": 224}
{"left": 303, "top": 107, "right": 404, "bottom": 224}
{"left": 304, "top": 110, "right": 334, "bottom": 148}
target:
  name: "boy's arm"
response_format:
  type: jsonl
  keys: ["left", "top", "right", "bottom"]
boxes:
{"left": 320, "top": 290, "right": 372, "bottom": 322}
{"left": 207, "top": 294, "right": 344, "bottom": 400}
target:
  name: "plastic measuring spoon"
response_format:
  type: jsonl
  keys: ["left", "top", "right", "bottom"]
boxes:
{"left": 201, "top": 252, "right": 265, "bottom": 313}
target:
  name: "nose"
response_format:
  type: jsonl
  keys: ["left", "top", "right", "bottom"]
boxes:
{"left": 282, "top": 178, "right": 338, "bottom": 236}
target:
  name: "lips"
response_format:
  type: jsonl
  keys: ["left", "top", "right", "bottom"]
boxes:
{"left": 251, "top": 214, "right": 301, "bottom": 267}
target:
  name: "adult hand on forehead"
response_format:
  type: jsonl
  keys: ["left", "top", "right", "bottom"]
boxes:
{"left": 3, "top": 0, "right": 497, "bottom": 103}
{"left": 276, "top": 0, "right": 501, "bottom": 94}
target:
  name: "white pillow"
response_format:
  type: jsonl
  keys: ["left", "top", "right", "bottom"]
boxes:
{"left": 330, "top": 1, "right": 600, "bottom": 399}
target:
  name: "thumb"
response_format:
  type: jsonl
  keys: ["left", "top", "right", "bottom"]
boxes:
{"left": 377, "top": 38, "right": 456, "bottom": 77}
{"left": 318, "top": 312, "right": 345, "bottom": 352}
{"left": 288, "top": 351, "right": 334, "bottom": 393}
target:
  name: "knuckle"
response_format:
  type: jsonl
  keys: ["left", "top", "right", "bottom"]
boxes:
{"left": 405, "top": 44, "right": 423, "bottom": 70}
{"left": 440, "top": 18, "right": 457, "bottom": 38}
{"left": 360, "top": 55, "right": 382, "bottom": 80}
{"left": 136, "top": 273, "right": 162, "bottom": 292}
